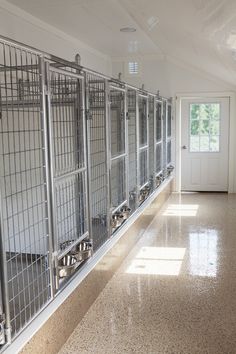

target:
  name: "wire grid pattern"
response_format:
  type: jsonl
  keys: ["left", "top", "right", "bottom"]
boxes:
{"left": 0, "top": 43, "right": 51, "bottom": 337}
{"left": 49, "top": 70, "right": 88, "bottom": 252}
{"left": 139, "top": 150, "right": 148, "bottom": 187}
{"left": 167, "top": 103, "right": 172, "bottom": 138}
{"left": 127, "top": 89, "right": 137, "bottom": 213}
{"left": 156, "top": 101, "right": 162, "bottom": 143}
{"left": 138, "top": 96, "right": 148, "bottom": 147}
{"left": 110, "top": 90, "right": 125, "bottom": 158}
{"left": 167, "top": 103, "right": 172, "bottom": 165}
{"left": 162, "top": 100, "right": 167, "bottom": 172}
{"left": 49, "top": 71, "right": 84, "bottom": 178}
{"left": 148, "top": 96, "right": 154, "bottom": 189}
{"left": 167, "top": 140, "right": 171, "bottom": 164}
{"left": 111, "top": 157, "right": 126, "bottom": 209}
{"left": 110, "top": 88, "right": 126, "bottom": 210}
{"left": 156, "top": 143, "right": 162, "bottom": 174}
{"left": 156, "top": 101, "right": 163, "bottom": 175}
{"left": 138, "top": 96, "right": 149, "bottom": 187}
{"left": 87, "top": 74, "right": 108, "bottom": 251}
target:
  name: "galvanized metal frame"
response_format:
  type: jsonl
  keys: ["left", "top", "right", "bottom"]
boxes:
{"left": 148, "top": 94, "right": 156, "bottom": 192}
{"left": 167, "top": 100, "right": 173, "bottom": 166}
{"left": 108, "top": 83, "right": 128, "bottom": 216}
{"left": 155, "top": 98, "right": 164, "bottom": 178}
{"left": 0, "top": 34, "right": 174, "bottom": 353}
{"left": 137, "top": 92, "right": 150, "bottom": 191}
{"left": 127, "top": 87, "right": 138, "bottom": 213}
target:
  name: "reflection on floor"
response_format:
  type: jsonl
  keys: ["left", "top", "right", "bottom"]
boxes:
{"left": 60, "top": 193, "right": 236, "bottom": 354}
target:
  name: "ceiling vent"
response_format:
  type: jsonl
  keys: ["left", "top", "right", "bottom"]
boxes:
{"left": 128, "top": 61, "right": 139, "bottom": 75}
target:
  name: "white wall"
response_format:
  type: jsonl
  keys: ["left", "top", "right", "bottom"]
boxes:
{"left": 0, "top": 1, "right": 112, "bottom": 75}
{"left": 112, "top": 57, "right": 234, "bottom": 98}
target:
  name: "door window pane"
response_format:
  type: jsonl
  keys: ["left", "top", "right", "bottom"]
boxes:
{"left": 200, "top": 136, "right": 210, "bottom": 151}
{"left": 189, "top": 103, "right": 220, "bottom": 152}
{"left": 210, "top": 136, "right": 220, "bottom": 152}
{"left": 191, "top": 120, "right": 199, "bottom": 135}
{"left": 190, "top": 136, "right": 199, "bottom": 152}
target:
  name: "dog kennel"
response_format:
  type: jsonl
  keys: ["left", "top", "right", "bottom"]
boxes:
{"left": 0, "top": 35, "right": 174, "bottom": 351}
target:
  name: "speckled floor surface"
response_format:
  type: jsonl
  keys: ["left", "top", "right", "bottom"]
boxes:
{"left": 59, "top": 192, "right": 236, "bottom": 354}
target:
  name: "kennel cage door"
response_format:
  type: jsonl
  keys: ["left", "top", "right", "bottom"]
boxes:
{"left": 155, "top": 100, "right": 163, "bottom": 176}
{"left": 138, "top": 95, "right": 149, "bottom": 188}
{"left": 109, "top": 86, "right": 127, "bottom": 210}
{"left": 47, "top": 67, "right": 89, "bottom": 256}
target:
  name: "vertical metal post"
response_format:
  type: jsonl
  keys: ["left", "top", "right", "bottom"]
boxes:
{"left": 124, "top": 89, "right": 129, "bottom": 205}
{"left": 105, "top": 80, "right": 111, "bottom": 238}
{"left": 84, "top": 73, "right": 93, "bottom": 248}
{"left": 153, "top": 96, "right": 157, "bottom": 189}
{"left": 0, "top": 191, "right": 11, "bottom": 345}
{"left": 44, "top": 62, "right": 59, "bottom": 290}
{"left": 39, "top": 56, "right": 56, "bottom": 297}
{"left": 136, "top": 92, "right": 140, "bottom": 208}
{"left": 161, "top": 101, "right": 163, "bottom": 173}
{"left": 81, "top": 77, "right": 91, "bottom": 245}
{"left": 146, "top": 96, "right": 150, "bottom": 188}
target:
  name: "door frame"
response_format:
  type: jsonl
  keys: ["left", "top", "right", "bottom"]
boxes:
{"left": 175, "top": 91, "right": 236, "bottom": 193}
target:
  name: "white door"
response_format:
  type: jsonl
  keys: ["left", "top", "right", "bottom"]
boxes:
{"left": 181, "top": 97, "right": 229, "bottom": 191}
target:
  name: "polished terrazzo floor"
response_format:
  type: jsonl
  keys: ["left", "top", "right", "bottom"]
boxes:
{"left": 59, "top": 192, "right": 236, "bottom": 354}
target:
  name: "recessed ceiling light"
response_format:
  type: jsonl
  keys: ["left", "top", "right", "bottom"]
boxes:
{"left": 120, "top": 27, "right": 136, "bottom": 33}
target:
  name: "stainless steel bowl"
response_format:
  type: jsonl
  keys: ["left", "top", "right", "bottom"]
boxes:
{"left": 120, "top": 206, "right": 131, "bottom": 220}
{"left": 74, "top": 241, "right": 93, "bottom": 262}
{"left": 111, "top": 212, "right": 124, "bottom": 228}
{"left": 58, "top": 254, "right": 77, "bottom": 278}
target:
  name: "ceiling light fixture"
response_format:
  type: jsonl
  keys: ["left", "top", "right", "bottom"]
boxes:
{"left": 120, "top": 27, "right": 136, "bottom": 33}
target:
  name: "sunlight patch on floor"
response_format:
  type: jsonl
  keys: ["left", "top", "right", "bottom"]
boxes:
{"left": 126, "top": 246, "right": 186, "bottom": 276}
{"left": 162, "top": 204, "right": 199, "bottom": 217}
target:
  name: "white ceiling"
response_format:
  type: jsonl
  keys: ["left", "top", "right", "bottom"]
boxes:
{"left": 6, "top": 0, "right": 236, "bottom": 87}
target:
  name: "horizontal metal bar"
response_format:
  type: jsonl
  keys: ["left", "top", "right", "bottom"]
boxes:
{"left": 54, "top": 167, "right": 87, "bottom": 183}
{"left": 112, "top": 200, "right": 128, "bottom": 214}
{"left": 0, "top": 99, "right": 78, "bottom": 108}
{"left": 57, "top": 231, "right": 89, "bottom": 260}
{"left": 49, "top": 66, "right": 84, "bottom": 80}
{"left": 138, "top": 93, "right": 148, "bottom": 99}
{"left": 156, "top": 140, "right": 162, "bottom": 145}
{"left": 111, "top": 153, "right": 126, "bottom": 162}
{"left": 109, "top": 85, "right": 126, "bottom": 92}
{"left": 140, "top": 181, "right": 150, "bottom": 190}
{"left": 155, "top": 170, "right": 163, "bottom": 177}
{"left": 139, "top": 145, "right": 148, "bottom": 152}
{"left": 0, "top": 64, "right": 38, "bottom": 72}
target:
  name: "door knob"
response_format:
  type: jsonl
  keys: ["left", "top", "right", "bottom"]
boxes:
{"left": 182, "top": 145, "right": 187, "bottom": 150}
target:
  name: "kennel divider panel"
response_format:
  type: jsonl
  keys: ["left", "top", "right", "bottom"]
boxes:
{"left": 127, "top": 88, "right": 137, "bottom": 214}
{"left": 46, "top": 66, "right": 89, "bottom": 265}
{"left": 0, "top": 43, "right": 52, "bottom": 339}
{"left": 167, "top": 101, "right": 172, "bottom": 166}
{"left": 85, "top": 72, "right": 110, "bottom": 251}
{"left": 138, "top": 94, "right": 149, "bottom": 190}
{"left": 148, "top": 95, "right": 155, "bottom": 192}
{"left": 109, "top": 85, "right": 128, "bottom": 215}
{"left": 155, "top": 99, "right": 163, "bottom": 177}
{"left": 162, "top": 98, "right": 167, "bottom": 176}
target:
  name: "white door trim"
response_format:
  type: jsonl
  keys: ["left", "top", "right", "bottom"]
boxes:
{"left": 175, "top": 91, "right": 236, "bottom": 193}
